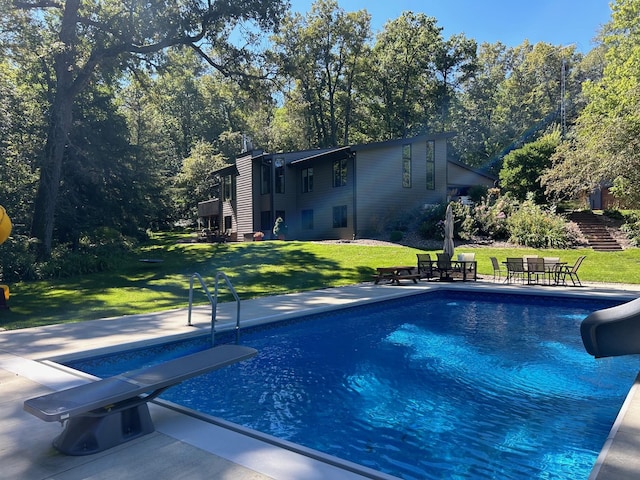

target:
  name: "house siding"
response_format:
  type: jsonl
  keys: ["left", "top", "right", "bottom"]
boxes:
{"left": 235, "top": 153, "right": 255, "bottom": 241}
{"left": 354, "top": 138, "right": 448, "bottom": 236}
{"left": 198, "top": 133, "right": 496, "bottom": 242}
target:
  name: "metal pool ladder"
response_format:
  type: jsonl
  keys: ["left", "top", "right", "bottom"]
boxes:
{"left": 187, "top": 271, "right": 241, "bottom": 345}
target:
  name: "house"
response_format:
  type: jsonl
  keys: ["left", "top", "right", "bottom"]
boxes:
{"left": 198, "top": 133, "right": 495, "bottom": 241}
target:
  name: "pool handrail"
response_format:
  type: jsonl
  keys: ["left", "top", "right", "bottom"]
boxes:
{"left": 187, "top": 271, "right": 241, "bottom": 345}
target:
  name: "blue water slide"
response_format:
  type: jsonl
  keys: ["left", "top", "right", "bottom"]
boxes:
{"left": 581, "top": 297, "right": 640, "bottom": 358}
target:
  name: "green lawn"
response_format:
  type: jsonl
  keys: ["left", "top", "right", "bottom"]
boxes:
{"left": 2, "top": 233, "right": 639, "bottom": 330}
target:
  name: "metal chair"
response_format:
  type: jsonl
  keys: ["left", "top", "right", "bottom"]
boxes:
{"left": 490, "top": 256, "right": 506, "bottom": 282}
{"left": 416, "top": 253, "right": 435, "bottom": 280}
{"left": 526, "top": 257, "right": 546, "bottom": 284}
{"left": 557, "top": 256, "right": 586, "bottom": 286}
{"left": 505, "top": 258, "right": 526, "bottom": 284}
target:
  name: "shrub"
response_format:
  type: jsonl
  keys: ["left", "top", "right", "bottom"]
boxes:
{"left": 621, "top": 211, "right": 640, "bottom": 246}
{"left": 506, "top": 194, "right": 575, "bottom": 248}
{"left": 389, "top": 230, "right": 404, "bottom": 242}
{"left": 418, "top": 204, "right": 447, "bottom": 239}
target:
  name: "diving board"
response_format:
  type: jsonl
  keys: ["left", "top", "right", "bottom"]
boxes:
{"left": 24, "top": 344, "right": 257, "bottom": 455}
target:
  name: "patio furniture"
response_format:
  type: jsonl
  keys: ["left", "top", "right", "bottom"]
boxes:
{"left": 454, "top": 252, "right": 477, "bottom": 281}
{"left": 416, "top": 253, "right": 436, "bottom": 280}
{"left": 373, "top": 266, "right": 421, "bottom": 285}
{"left": 490, "top": 256, "right": 506, "bottom": 282}
{"left": 436, "top": 253, "right": 457, "bottom": 281}
{"left": 557, "top": 255, "right": 586, "bottom": 286}
{"left": 504, "top": 258, "right": 526, "bottom": 284}
{"left": 543, "top": 257, "right": 562, "bottom": 284}
{"left": 24, "top": 345, "right": 257, "bottom": 455}
{"left": 526, "top": 257, "right": 547, "bottom": 285}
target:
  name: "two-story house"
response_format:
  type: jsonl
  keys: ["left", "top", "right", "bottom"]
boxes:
{"left": 198, "top": 133, "right": 495, "bottom": 241}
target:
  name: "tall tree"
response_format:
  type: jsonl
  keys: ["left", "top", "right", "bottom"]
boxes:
{"left": 542, "top": 0, "right": 640, "bottom": 206}
{"left": 7, "top": 0, "right": 287, "bottom": 258}
{"left": 272, "top": 0, "right": 371, "bottom": 148}
{"left": 369, "top": 12, "right": 441, "bottom": 139}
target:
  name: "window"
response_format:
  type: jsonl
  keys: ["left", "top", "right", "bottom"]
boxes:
{"left": 222, "top": 174, "right": 234, "bottom": 201}
{"left": 402, "top": 144, "right": 411, "bottom": 188}
{"left": 224, "top": 215, "right": 232, "bottom": 231}
{"left": 275, "top": 157, "right": 285, "bottom": 194}
{"left": 333, "top": 158, "right": 347, "bottom": 187}
{"left": 426, "top": 141, "right": 435, "bottom": 190}
{"left": 260, "top": 211, "right": 271, "bottom": 232}
{"left": 261, "top": 162, "right": 271, "bottom": 194}
{"left": 302, "top": 168, "right": 313, "bottom": 193}
{"left": 301, "top": 209, "right": 314, "bottom": 230}
{"left": 333, "top": 205, "right": 347, "bottom": 228}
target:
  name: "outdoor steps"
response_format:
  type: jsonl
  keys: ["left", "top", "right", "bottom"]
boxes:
{"left": 568, "top": 211, "right": 623, "bottom": 251}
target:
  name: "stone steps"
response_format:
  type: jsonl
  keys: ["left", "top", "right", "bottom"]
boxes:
{"left": 568, "top": 211, "right": 623, "bottom": 251}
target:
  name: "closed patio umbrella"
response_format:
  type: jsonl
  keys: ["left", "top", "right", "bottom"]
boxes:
{"left": 443, "top": 203, "right": 455, "bottom": 259}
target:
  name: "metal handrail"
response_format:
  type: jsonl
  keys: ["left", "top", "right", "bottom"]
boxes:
{"left": 186, "top": 271, "right": 240, "bottom": 345}
{"left": 213, "top": 271, "right": 241, "bottom": 344}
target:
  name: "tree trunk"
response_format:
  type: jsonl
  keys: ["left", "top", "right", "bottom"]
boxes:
{"left": 31, "top": 95, "right": 74, "bottom": 259}
{"left": 30, "top": 0, "right": 81, "bottom": 259}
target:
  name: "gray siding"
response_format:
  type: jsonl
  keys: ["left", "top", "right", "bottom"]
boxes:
{"left": 355, "top": 139, "right": 448, "bottom": 236}
{"left": 235, "top": 154, "right": 254, "bottom": 241}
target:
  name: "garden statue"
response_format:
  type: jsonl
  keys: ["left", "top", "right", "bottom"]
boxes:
{"left": 273, "top": 217, "right": 288, "bottom": 240}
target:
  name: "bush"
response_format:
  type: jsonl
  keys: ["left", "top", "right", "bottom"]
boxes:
{"left": 506, "top": 194, "right": 575, "bottom": 248}
{"left": 0, "top": 228, "right": 135, "bottom": 282}
{"left": 389, "top": 230, "right": 404, "bottom": 242}
{"left": 418, "top": 204, "right": 447, "bottom": 239}
{"left": 621, "top": 211, "right": 640, "bottom": 246}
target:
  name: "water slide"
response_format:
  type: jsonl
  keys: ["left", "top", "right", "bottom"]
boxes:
{"left": 581, "top": 297, "right": 640, "bottom": 358}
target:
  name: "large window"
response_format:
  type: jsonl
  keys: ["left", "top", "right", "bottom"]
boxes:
{"left": 426, "top": 141, "right": 435, "bottom": 190}
{"left": 261, "top": 162, "right": 271, "bottom": 194}
{"left": 274, "top": 157, "right": 285, "bottom": 194}
{"left": 302, "top": 167, "right": 313, "bottom": 193}
{"left": 222, "top": 174, "right": 234, "bottom": 201}
{"left": 333, "top": 205, "right": 347, "bottom": 228}
{"left": 402, "top": 144, "right": 412, "bottom": 188}
{"left": 333, "top": 158, "right": 347, "bottom": 187}
{"left": 301, "top": 209, "right": 314, "bottom": 230}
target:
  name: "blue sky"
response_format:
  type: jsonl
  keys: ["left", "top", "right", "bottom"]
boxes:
{"left": 289, "top": 0, "right": 612, "bottom": 52}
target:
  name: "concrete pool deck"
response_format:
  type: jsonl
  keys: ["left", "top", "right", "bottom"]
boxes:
{"left": 1, "top": 280, "right": 640, "bottom": 479}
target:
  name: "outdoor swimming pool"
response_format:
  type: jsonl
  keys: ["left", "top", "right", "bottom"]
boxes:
{"left": 66, "top": 291, "right": 639, "bottom": 480}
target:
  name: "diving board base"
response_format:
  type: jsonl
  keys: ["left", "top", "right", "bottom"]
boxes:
{"left": 53, "top": 403, "right": 154, "bottom": 455}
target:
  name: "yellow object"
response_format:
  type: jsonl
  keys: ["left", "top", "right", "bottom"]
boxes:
{"left": 0, "top": 285, "right": 8, "bottom": 300}
{"left": 0, "top": 205, "right": 11, "bottom": 245}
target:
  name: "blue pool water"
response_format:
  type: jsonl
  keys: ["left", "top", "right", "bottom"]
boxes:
{"left": 66, "top": 291, "right": 640, "bottom": 480}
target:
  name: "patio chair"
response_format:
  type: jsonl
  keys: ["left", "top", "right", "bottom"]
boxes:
{"left": 543, "top": 257, "right": 561, "bottom": 284}
{"left": 436, "top": 253, "right": 457, "bottom": 281}
{"left": 526, "top": 257, "right": 546, "bottom": 285}
{"left": 505, "top": 257, "right": 526, "bottom": 284}
{"left": 557, "top": 255, "right": 586, "bottom": 286}
{"left": 490, "top": 256, "right": 506, "bottom": 282}
{"left": 416, "top": 253, "right": 435, "bottom": 280}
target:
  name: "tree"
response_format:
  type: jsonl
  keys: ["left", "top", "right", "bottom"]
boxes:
{"left": 499, "top": 129, "right": 561, "bottom": 203}
{"left": 542, "top": 0, "right": 640, "bottom": 206}
{"left": 7, "top": 0, "right": 287, "bottom": 258}
{"left": 369, "top": 12, "right": 441, "bottom": 139}
{"left": 272, "top": 0, "right": 371, "bottom": 147}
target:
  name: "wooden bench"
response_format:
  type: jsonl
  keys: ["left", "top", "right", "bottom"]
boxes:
{"left": 24, "top": 344, "right": 257, "bottom": 455}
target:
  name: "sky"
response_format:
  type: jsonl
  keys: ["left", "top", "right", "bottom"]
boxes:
{"left": 289, "top": 0, "right": 612, "bottom": 53}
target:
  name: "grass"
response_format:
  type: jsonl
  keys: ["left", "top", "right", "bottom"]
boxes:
{"left": 1, "top": 232, "right": 639, "bottom": 330}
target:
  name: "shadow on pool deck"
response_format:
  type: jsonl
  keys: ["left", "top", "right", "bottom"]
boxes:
{"left": 2, "top": 280, "right": 640, "bottom": 480}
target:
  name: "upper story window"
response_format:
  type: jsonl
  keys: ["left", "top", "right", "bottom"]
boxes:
{"left": 426, "top": 141, "right": 435, "bottom": 190}
{"left": 302, "top": 167, "right": 313, "bottom": 193}
{"left": 333, "top": 158, "right": 347, "bottom": 187}
{"left": 261, "top": 162, "right": 271, "bottom": 194}
{"left": 222, "top": 174, "right": 234, "bottom": 201}
{"left": 402, "top": 144, "right": 412, "bottom": 188}
{"left": 274, "top": 157, "right": 285, "bottom": 194}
